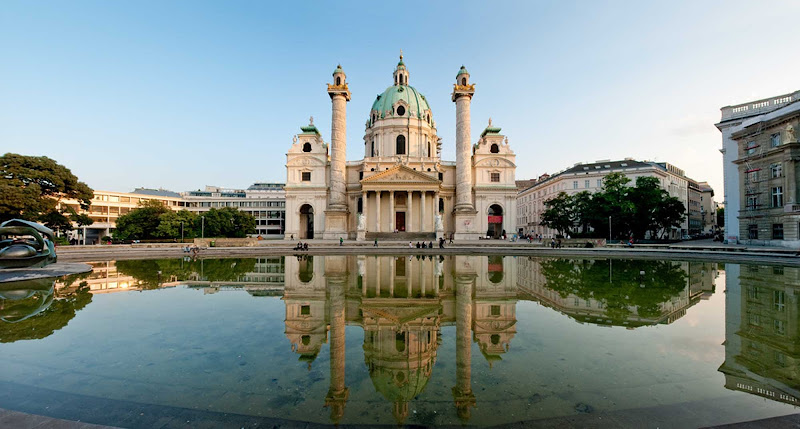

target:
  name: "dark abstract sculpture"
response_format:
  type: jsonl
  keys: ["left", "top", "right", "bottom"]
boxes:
{"left": 0, "top": 219, "right": 57, "bottom": 269}
{"left": 0, "top": 278, "right": 55, "bottom": 323}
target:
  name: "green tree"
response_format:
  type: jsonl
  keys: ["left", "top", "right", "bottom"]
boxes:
{"left": 199, "top": 207, "right": 256, "bottom": 238}
{"left": 628, "top": 176, "right": 663, "bottom": 239}
{"left": 156, "top": 209, "right": 198, "bottom": 239}
{"left": 0, "top": 153, "right": 94, "bottom": 229}
{"left": 654, "top": 197, "right": 686, "bottom": 239}
{"left": 590, "top": 173, "right": 635, "bottom": 239}
{"left": 113, "top": 200, "right": 169, "bottom": 241}
{"left": 572, "top": 191, "right": 595, "bottom": 235}
{"left": 540, "top": 192, "right": 574, "bottom": 237}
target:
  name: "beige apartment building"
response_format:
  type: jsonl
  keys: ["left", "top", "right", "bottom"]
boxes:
{"left": 516, "top": 159, "right": 704, "bottom": 239}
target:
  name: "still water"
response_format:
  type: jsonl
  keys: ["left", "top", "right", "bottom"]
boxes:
{"left": 0, "top": 255, "right": 798, "bottom": 428}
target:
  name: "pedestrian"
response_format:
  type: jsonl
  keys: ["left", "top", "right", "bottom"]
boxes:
{"left": 373, "top": 238, "right": 378, "bottom": 247}
{"left": 556, "top": 239, "right": 562, "bottom": 248}
{"left": 339, "top": 237, "right": 343, "bottom": 246}
{"left": 449, "top": 233, "right": 453, "bottom": 244}
{"left": 290, "top": 234, "right": 294, "bottom": 240}
{"left": 409, "top": 241, "right": 413, "bottom": 248}
{"left": 428, "top": 241, "right": 433, "bottom": 248}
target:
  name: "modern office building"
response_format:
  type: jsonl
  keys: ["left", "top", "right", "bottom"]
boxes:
{"left": 716, "top": 90, "right": 800, "bottom": 244}
{"left": 59, "top": 183, "right": 285, "bottom": 243}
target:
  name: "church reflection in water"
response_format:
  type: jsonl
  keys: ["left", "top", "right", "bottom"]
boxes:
{"left": 282, "top": 255, "right": 716, "bottom": 424}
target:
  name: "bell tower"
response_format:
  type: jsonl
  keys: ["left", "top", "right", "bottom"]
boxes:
{"left": 393, "top": 50, "right": 410, "bottom": 86}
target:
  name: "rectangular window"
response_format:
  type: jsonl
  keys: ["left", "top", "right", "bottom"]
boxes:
{"left": 775, "top": 319, "right": 786, "bottom": 335}
{"left": 585, "top": 180, "right": 590, "bottom": 188}
{"left": 573, "top": 181, "right": 578, "bottom": 189}
{"left": 748, "top": 286, "right": 760, "bottom": 300}
{"left": 748, "top": 224, "right": 758, "bottom": 239}
{"left": 746, "top": 141, "right": 757, "bottom": 155}
{"left": 597, "top": 179, "right": 602, "bottom": 187}
{"left": 771, "top": 163, "right": 782, "bottom": 178}
{"left": 300, "top": 305, "right": 310, "bottom": 315}
{"left": 301, "top": 172, "right": 311, "bottom": 182}
{"left": 771, "top": 133, "right": 781, "bottom": 147}
{"left": 773, "top": 223, "right": 784, "bottom": 240}
{"left": 490, "top": 305, "right": 501, "bottom": 316}
{"left": 772, "top": 186, "right": 783, "bottom": 207}
{"left": 748, "top": 313, "right": 761, "bottom": 326}
{"left": 746, "top": 196, "right": 758, "bottom": 209}
{"left": 491, "top": 172, "right": 500, "bottom": 183}
{"left": 774, "top": 290, "right": 786, "bottom": 312}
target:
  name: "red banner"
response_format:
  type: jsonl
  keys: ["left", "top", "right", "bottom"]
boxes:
{"left": 488, "top": 216, "right": 503, "bottom": 223}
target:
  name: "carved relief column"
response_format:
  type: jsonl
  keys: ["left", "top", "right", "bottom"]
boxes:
{"left": 375, "top": 191, "right": 381, "bottom": 232}
{"left": 324, "top": 66, "right": 352, "bottom": 239}
{"left": 451, "top": 66, "right": 478, "bottom": 240}
{"left": 407, "top": 191, "right": 414, "bottom": 233}
{"left": 389, "top": 191, "right": 395, "bottom": 232}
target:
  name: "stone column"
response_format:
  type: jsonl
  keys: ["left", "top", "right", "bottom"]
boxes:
{"left": 785, "top": 154, "right": 796, "bottom": 204}
{"left": 375, "top": 191, "right": 381, "bottom": 232}
{"left": 389, "top": 257, "right": 395, "bottom": 297}
{"left": 453, "top": 95, "right": 474, "bottom": 212}
{"left": 324, "top": 257, "right": 349, "bottom": 424}
{"left": 407, "top": 191, "right": 414, "bottom": 232}
{"left": 362, "top": 191, "right": 368, "bottom": 218}
{"left": 390, "top": 191, "right": 395, "bottom": 232}
{"left": 407, "top": 258, "right": 413, "bottom": 298}
{"left": 421, "top": 191, "right": 427, "bottom": 232}
{"left": 376, "top": 257, "right": 381, "bottom": 297}
{"left": 324, "top": 68, "right": 351, "bottom": 239}
{"left": 452, "top": 269, "right": 476, "bottom": 423}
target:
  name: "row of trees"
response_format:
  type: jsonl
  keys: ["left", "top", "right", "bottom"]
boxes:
{"left": 113, "top": 200, "right": 256, "bottom": 241}
{"left": 540, "top": 173, "right": 685, "bottom": 240}
{"left": 0, "top": 153, "right": 95, "bottom": 234}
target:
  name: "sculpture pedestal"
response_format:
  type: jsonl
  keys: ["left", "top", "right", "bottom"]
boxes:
{"left": 356, "top": 229, "right": 366, "bottom": 241}
{"left": 322, "top": 210, "right": 349, "bottom": 240}
{"left": 453, "top": 210, "right": 481, "bottom": 241}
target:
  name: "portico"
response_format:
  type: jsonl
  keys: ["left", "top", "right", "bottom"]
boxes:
{"left": 359, "top": 165, "right": 441, "bottom": 234}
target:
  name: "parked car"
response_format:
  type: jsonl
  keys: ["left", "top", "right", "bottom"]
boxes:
{"left": 681, "top": 234, "right": 691, "bottom": 241}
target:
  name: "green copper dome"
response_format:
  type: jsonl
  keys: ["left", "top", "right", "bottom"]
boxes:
{"left": 371, "top": 85, "right": 431, "bottom": 118}
{"left": 457, "top": 65, "right": 469, "bottom": 76}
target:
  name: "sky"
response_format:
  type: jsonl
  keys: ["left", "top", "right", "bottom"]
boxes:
{"left": 2, "top": 0, "right": 799, "bottom": 196}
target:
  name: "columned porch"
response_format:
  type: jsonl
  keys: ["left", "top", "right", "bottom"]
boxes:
{"left": 361, "top": 189, "right": 441, "bottom": 234}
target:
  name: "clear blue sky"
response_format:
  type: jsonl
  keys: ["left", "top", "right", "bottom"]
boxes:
{"left": 2, "top": 0, "right": 799, "bottom": 196}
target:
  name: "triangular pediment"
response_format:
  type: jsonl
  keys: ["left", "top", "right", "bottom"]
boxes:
{"left": 361, "top": 165, "right": 440, "bottom": 185}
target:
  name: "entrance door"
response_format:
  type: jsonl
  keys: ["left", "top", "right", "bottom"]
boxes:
{"left": 300, "top": 204, "right": 314, "bottom": 239}
{"left": 396, "top": 212, "right": 406, "bottom": 232}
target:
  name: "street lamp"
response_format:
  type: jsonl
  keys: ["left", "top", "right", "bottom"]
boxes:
{"left": 180, "top": 221, "right": 184, "bottom": 242}
{"left": 201, "top": 215, "right": 205, "bottom": 239}
{"left": 608, "top": 215, "right": 611, "bottom": 242}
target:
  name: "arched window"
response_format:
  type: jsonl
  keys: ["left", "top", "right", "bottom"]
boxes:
{"left": 461, "top": 77, "right": 466, "bottom": 85}
{"left": 490, "top": 143, "right": 499, "bottom": 153}
{"left": 439, "top": 198, "right": 444, "bottom": 212}
{"left": 396, "top": 105, "right": 405, "bottom": 116}
{"left": 399, "top": 75, "right": 404, "bottom": 85}
{"left": 336, "top": 76, "right": 341, "bottom": 86}
{"left": 396, "top": 135, "right": 406, "bottom": 155}
{"left": 427, "top": 142, "right": 431, "bottom": 157}
{"left": 357, "top": 197, "right": 363, "bottom": 213}
{"left": 302, "top": 142, "right": 311, "bottom": 152}
{"left": 370, "top": 141, "right": 375, "bottom": 157}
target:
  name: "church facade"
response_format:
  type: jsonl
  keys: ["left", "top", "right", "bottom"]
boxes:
{"left": 285, "top": 55, "right": 516, "bottom": 240}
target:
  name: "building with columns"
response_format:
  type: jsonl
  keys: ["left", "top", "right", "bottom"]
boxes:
{"left": 285, "top": 55, "right": 516, "bottom": 240}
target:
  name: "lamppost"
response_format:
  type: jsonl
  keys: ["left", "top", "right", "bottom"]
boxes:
{"left": 608, "top": 215, "right": 611, "bottom": 242}
{"left": 180, "top": 221, "right": 184, "bottom": 242}
{"left": 201, "top": 215, "right": 205, "bottom": 239}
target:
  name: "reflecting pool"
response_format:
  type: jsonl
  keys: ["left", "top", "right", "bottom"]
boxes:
{"left": 1, "top": 255, "right": 799, "bottom": 427}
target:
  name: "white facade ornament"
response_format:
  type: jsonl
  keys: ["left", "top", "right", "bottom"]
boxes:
{"left": 309, "top": 116, "right": 314, "bottom": 125}
{"left": 504, "top": 136, "right": 509, "bottom": 145}
{"left": 293, "top": 135, "right": 297, "bottom": 144}
{"left": 786, "top": 124, "right": 796, "bottom": 142}
{"left": 488, "top": 117, "right": 492, "bottom": 127}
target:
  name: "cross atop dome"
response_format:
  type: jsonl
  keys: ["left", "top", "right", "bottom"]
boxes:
{"left": 394, "top": 51, "right": 409, "bottom": 86}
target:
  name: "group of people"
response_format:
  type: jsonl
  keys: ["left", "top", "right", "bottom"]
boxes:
{"left": 182, "top": 245, "right": 201, "bottom": 257}
{"left": 549, "top": 238, "right": 562, "bottom": 249}
{"left": 407, "top": 238, "right": 447, "bottom": 249}
{"left": 293, "top": 242, "right": 309, "bottom": 251}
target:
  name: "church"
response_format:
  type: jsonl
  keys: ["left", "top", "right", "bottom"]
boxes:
{"left": 285, "top": 55, "right": 517, "bottom": 240}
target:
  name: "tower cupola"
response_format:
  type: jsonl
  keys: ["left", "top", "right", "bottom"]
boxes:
{"left": 456, "top": 65, "right": 470, "bottom": 86}
{"left": 393, "top": 51, "right": 410, "bottom": 86}
{"left": 332, "top": 64, "right": 347, "bottom": 88}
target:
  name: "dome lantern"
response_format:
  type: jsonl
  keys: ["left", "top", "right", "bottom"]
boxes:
{"left": 393, "top": 50, "right": 410, "bottom": 86}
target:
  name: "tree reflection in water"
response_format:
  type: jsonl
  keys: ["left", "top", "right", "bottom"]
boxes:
{"left": 539, "top": 258, "right": 688, "bottom": 322}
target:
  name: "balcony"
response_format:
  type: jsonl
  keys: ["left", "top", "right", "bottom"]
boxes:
{"left": 785, "top": 204, "right": 800, "bottom": 213}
